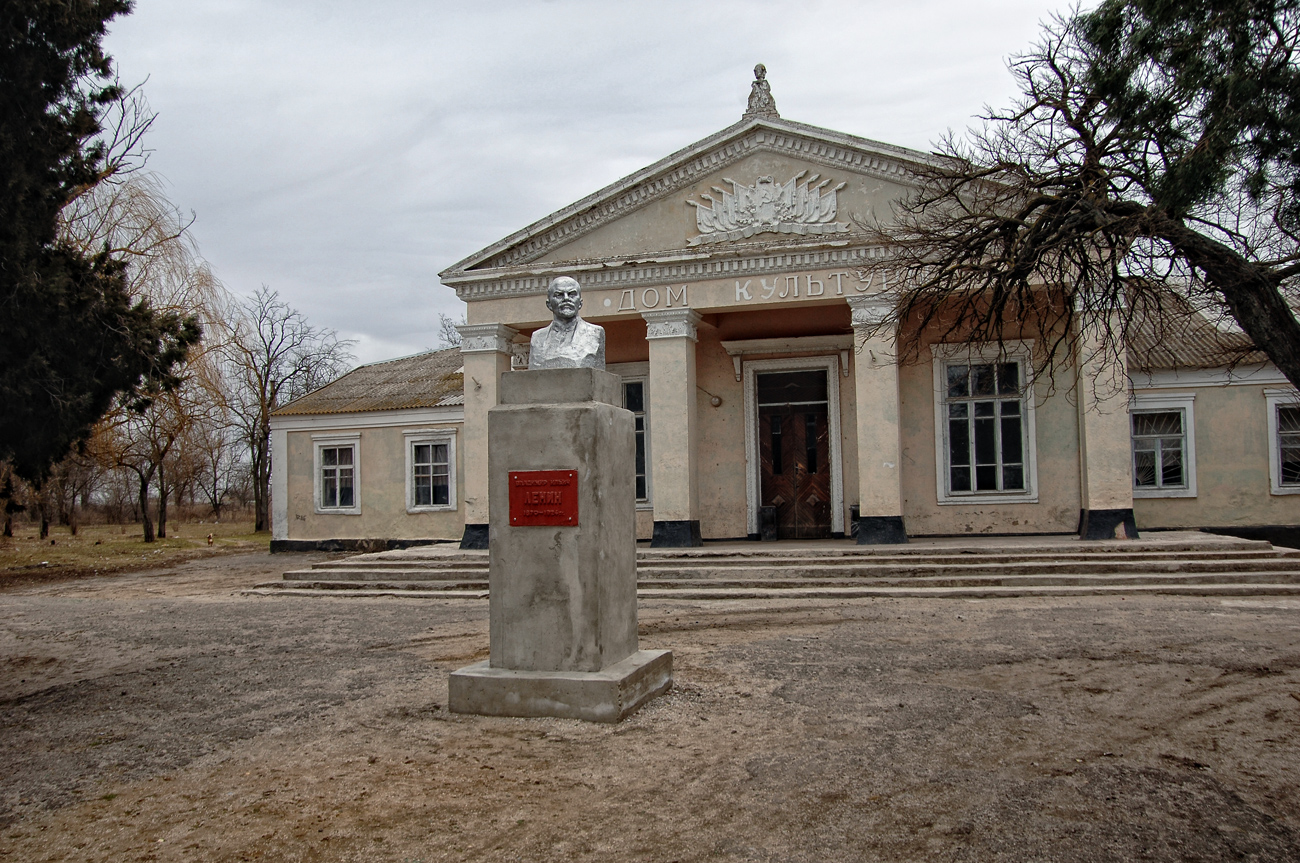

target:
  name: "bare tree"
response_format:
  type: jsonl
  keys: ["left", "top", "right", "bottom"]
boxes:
{"left": 0, "top": 464, "right": 24, "bottom": 538}
{"left": 45, "top": 450, "right": 103, "bottom": 536}
{"left": 222, "top": 288, "right": 354, "bottom": 532}
{"left": 192, "top": 416, "right": 241, "bottom": 521}
{"left": 437, "top": 311, "right": 465, "bottom": 349}
{"left": 94, "top": 381, "right": 191, "bottom": 542}
{"left": 859, "top": 1, "right": 1300, "bottom": 389}
{"left": 58, "top": 165, "right": 232, "bottom": 540}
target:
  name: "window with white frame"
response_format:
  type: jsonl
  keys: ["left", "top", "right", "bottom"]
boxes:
{"left": 932, "top": 343, "right": 1038, "bottom": 504}
{"left": 313, "top": 435, "right": 361, "bottom": 515}
{"left": 405, "top": 430, "right": 456, "bottom": 512}
{"left": 1265, "top": 389, "right": 1300, "bottom": 494}
{"left": 622, "top": 379, "right": 650, "bottom": 503}
{"left": 1130, "top": 393, "right": 1196, "bottom": 498}
{"left": 609, "top": 361, "right": 652, "bottom": 507}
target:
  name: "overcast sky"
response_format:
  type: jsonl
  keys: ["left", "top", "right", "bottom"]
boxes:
{"left": 103, "top": 0, "right": 1074, "bottom": 366}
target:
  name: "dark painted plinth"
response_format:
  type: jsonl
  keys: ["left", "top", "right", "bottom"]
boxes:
{"left": 1201, "top": 524, "right": 1300, "bottom": 549}
{"left": 758, "top": 506, "right": 778, "bottom": 542}
{"left": 460, "top": 523, "right": 490, "bottom": 550}
{"left": 856, "top": 515, "right": 908, "bottom": 545}
{"left": 1078, "top": 508, "right": 1139, "bottom": 540}
{"left": 270, "top": 538, "right": 445, "bottom": 554}
{"left": 651, "top": 520, "right": 702, "bottom": 548}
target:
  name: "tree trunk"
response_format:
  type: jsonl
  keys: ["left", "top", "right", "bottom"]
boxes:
{"left": 69, "top": 504, "right": 78, "bottom": 537}
{"left": 2, "top": 515, "right": 10, "bottom": 538}
{"left": 1152, "top": 215, "right": 1300, "bottom": 391}
{"left": 157, "top": 463, "right": 168, "bottom": 539}
{"left": 137, "top": 471, "right": 155, "bottom": 543}
{"left": 252, "top": 435, "right": 270, "bottom": 533}
{"left": 37, "top": 493, "right": 49, "bottom": 540}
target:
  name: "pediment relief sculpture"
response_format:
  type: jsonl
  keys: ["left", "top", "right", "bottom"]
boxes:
{"left": 686, "top": 171, "right": 851, "bottom": 246}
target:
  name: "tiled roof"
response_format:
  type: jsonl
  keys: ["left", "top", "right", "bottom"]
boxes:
{"left": 273, "top": 348, "right": 464, "bottom": 416}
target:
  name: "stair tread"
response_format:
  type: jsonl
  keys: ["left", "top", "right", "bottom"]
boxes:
{"left": 245, "top": 583, "right": 1300, "bottom": 599}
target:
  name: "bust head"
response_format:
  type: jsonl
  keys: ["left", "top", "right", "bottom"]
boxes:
{"left": 529, "top": 276, "right": 605, "bottom": 370}
{"left": 754, "top": 63, "right": 766, "bottom": 81}
{"left": 545, "top": 276, "right": 583, "bottom": 323}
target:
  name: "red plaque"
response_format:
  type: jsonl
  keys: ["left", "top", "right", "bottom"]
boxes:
{"left": 508, "top": 470, "right": 579, "bottom": 526}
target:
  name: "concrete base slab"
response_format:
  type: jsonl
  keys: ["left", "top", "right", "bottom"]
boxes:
{"left": 449, "top": 649, "right": 672, "bottom": 723}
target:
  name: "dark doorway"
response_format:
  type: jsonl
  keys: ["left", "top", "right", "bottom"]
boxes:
{"left": 757, "top": 369, "right": 832, "bottom": 539}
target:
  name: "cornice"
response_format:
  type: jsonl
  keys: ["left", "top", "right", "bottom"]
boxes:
{"left": 440, "top": 117, "right": 928, "bottom": 282}
{"left": 270, "top": 405, "right": 464, "bottom": 432}
{"left": 448, "top": 243, "right": 890, "bottom": 302}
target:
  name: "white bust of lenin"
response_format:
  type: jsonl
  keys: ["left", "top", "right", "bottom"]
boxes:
{"left": 528, "top": 276, "right": 606, "bottom": 370}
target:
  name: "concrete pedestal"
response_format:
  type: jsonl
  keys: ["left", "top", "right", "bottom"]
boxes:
{"left": 449, "top": 649, "right": 672, "bottom": 723}
{"left": 449, "top": 367, "right": 672, "bottom": 722}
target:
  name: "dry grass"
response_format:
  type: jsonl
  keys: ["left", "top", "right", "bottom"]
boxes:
{"left": 0, "top": 521, "right": 267, "bottom": 588}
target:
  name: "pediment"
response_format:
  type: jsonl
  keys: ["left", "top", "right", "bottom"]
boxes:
{"left": 439, "top": 117, "right": 931, "bottom": 296}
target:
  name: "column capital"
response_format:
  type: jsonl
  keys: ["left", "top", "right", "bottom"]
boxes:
{"left": 846, "top": 293, "right": 897, "bottom": 329}
{"left": 457, "top": 323, "right": 519, "bottom": 354}
{"left": 642, "top": 309, "right": 702, "bottom": 342}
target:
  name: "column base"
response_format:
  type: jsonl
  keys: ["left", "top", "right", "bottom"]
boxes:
{"left": 449, "top": 649, "right": 673, "bottom": 723}
{"left": 651, "top": 520, "right": 702, "bottom": 548}
{"left": 1078, "top": 508, "right": 1139, "bottom": 540}
{"left": 856, "top": 515, "right": 908, "bottom": 544}
{"left": 459, "top": 523, "right": 489, "bottom": 550}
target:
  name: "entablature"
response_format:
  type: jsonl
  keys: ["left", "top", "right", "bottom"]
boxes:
{"left": 446, "top": 241, "right": 891, "bottom": 302}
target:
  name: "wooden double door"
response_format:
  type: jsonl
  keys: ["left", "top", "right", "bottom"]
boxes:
{"left": 757, "top": 370, "right": 831, "bottom": 539}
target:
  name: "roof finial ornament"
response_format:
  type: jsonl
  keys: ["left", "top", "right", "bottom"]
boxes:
{"left": 742, "top": 63, "right": 779, "bottom": 120}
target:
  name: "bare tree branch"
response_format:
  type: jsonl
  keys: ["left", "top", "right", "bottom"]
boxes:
{"left": 857, "top": 1, "right": 1300, "bottom": 395}
{"left": 219, "top": 288, "right": 355, "bottom": 532}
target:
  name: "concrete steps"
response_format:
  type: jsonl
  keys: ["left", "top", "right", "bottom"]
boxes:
{"left": 245, "top": 532, "right": 1300, "bottom": 599}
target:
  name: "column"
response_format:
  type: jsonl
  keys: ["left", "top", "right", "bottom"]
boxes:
{"left": 643, "top": 309, "right": 703, "bottom": 547}
{"left": 847, "top": 295, "right": 907, "bottom": 544}
{"left": 1075, "top": 305, "right": 1138, "bottom": 539}
{"left": 456, "top": 323, "right": 518, "bottom": 549}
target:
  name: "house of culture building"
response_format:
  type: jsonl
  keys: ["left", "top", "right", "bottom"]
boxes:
{"left": 270, "top": 71, "right": 1300, "bottom": 550}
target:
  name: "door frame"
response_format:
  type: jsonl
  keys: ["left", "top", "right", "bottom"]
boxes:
{"left": 743, "top": 355, "right": 844, "bottom": 537}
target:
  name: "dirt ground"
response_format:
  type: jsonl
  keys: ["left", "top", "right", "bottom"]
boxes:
{"left": 1, "top": 553, "right": 1299, "bottom": 862}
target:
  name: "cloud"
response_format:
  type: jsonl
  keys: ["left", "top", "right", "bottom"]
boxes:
{"left": 106, "top": 0, "right": 1071, "bottom": 364}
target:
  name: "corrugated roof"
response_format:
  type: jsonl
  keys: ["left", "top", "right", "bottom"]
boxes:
{"left": 273, "top": 348, "right": 464, "bottom": 416}
{"left": 1125, "top": 293, "right": 1266, "bottom": 371}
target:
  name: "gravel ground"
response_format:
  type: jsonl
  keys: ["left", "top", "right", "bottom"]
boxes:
{"left": 1, "top": 551, "right": 1299, "bottom": 862}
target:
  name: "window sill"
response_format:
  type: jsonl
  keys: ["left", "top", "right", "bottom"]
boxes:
{"left": 314, "top": 507, "right": 362, "bottom": 516}
{"left": 636, "top": 502, "right": 654, "bottom": 512}
{"left": 1270, "top": 486, "right": 1300, "bottom": 496}
{"left": 407, "top": 504, "right": 457, "bottom": 514}
{"left": 1133, "top": 488, "right": 1196, "bottom": 499}
{"left": 937, "top": 492, "right": 1038, "bottom": 506}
